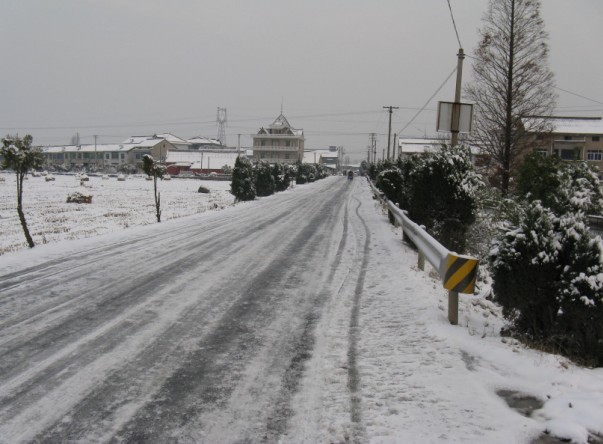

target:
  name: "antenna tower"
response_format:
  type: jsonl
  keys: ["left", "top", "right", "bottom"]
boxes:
{"left": 216, "top": 107, "right": 227, "bottom": 146}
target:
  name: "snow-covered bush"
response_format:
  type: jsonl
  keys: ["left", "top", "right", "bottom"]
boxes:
{"left": 230, "top": 156, "right": 256, "bottom": 201}
{"left": 272, "top": 162, "right": 292, "bottom": 192}
{"left": 66, "top": 192, "right": 92, "bottom": 204}
{"left": 296, "top": 163, "right": 317, "bottom": 184}
{"left": 254, "top": 160, "right": 275, "bottom": 197}
{"left": 403, "top": 145, "right": 482, "bottom": 252}
{"left": 516, "top": 152, "right": 603, "bottom": 216}
{"left": 490, "top": 202, "right": 603, "bottom": 366}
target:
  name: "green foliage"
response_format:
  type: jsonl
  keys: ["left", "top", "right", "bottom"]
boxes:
{"left": 1, "top": 134, "right": 44, "bottom": 173}
{"left": 255, "top": 160, "right": 275, "bottom": 197}
{"left": 230, "top": 156, "right": 256, "bottom": 201}
{"left": 372, "top": 145, "right": 482, "bottom": 252}
{"left": 516, "top": 153, "right": 603, "bottom": 216}
{"left": 490, "top": 202, "right": 603, "bottom": 366}
{"left": 142, "top": 155, "right": 166, "bottom": 179}
{"left": 296, "top": 163, "right": 317, "bottom": 184}
{"left": 272, "top": 162, "right": 292, "bottom": 192}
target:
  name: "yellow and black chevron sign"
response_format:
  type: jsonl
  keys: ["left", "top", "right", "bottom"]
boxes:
{"left": 443, "top": 253, "right": 478, "bottom": 294}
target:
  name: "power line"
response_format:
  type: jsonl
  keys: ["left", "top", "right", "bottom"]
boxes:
{"left": 447, "top": 0, "right": 463, "bottom": 49}
{"left": 555, "top": 87, "right": 603, "bottom": 106}
{"left": 397, "top": 66, "right": 457, "bottom": 136}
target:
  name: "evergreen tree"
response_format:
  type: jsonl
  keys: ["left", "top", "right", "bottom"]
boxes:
{"left": 490, "top": 203, "right": 603, "bottom": 365}
{"left": 255, "top": 160, "right": 275, "bottom": 197}
{"left": 466, "top": 0, "right": 556, "bottom": 195}
{"left": 404, "top": 145, "right": 482, "bottom": 252}
{"left": 516, "top": 152, "right": 603, "bottom": 216}
{"left": 230, "top": 156, "right": 256, "bottom": 201}
{"left": 1, "top": 134, "right": 44, "bottom": 248}
{"left": 272, "top": 162, "right": 291, "bottom": 192}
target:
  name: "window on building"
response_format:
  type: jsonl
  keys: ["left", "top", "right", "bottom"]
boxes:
{"left": 564, "top": 136, "right": 572, "bottom": 141}
{"left": 261, "top": 141, "right": 266, "bottom": 146}
{"left": 111, "top": 152, "right": 119, "bottom": 159}
{"left": 286, "top": 140, "right": 290, "bottom": 147}
{"left": 536, "top": 149, "right": 547, "bottom": 157}
{"left": 593, "top": 136, "right": 601, "bottom": 142}
{"left": 587, "top": 150, "right": 603, "bottom": 161}
{"left": 560, "top": 149, "right": 576, "bottom": 160}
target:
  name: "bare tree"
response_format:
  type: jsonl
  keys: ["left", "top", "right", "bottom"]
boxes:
{"left": 466, "top": 0, "right": 556, "bottom": 195}
{"left": 1, "top": 134, "right": 44, "bottom": 248}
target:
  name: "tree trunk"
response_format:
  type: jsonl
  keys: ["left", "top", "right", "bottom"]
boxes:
{"left": 16, "top": 172, "right": 35, "bottom": 248}
{"left": 153, "top": 175, "right": 161, "bottom": 223}
{"left": 502, "top": 0, "right": 516, "bottom": 197}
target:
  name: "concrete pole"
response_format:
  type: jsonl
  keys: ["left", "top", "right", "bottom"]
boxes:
{"left": 450, "top": 48, "right": 465, "bottom": 148}
{"left": 448, "top": 48, "right": 465, "bottom": 326}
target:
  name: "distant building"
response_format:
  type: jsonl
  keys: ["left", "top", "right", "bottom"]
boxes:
{"left": 41, "top": 137, "right": 176, "bottom": 171}
{"left": 303, "top": 147, "right": 339, "bottom": 171}
{"left": 252, "top": 114, "right": 305, "bottom": 164}
{"left": 523, "top": 116, "right": 603, "bottom": 171}
{"left": 187, "top": 136, "right": 224, "bottom": 150}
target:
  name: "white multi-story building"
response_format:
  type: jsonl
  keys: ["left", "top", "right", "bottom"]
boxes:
{"left": 252, "top": 114, "right": 305, "bottom": 164}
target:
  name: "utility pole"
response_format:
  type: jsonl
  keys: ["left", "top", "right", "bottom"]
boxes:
{"left": 451, "top": 48, "right": 465, "bottom": 148}
{"left": 448, "top": 47, "right": 466, "bottom": 326}
{"left": 383, "top": 106, "right": 399, "bottom": 160}
{"left": 369, "top": 133, "right": 377, "bottom": 163}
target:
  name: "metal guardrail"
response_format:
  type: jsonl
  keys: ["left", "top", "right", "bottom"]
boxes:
{"left": 368, "top": 179, "right": 478, "bottom": 324}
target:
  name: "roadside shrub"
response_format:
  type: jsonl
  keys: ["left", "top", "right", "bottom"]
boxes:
{"left": 230, "top": 156, "right": 256, "bottom": 201}
{"left": 255, "top": 160, "right": 275, "bottom": 197}
{"left": 490, "top": 202, "right": 603, "bottom": 366}
{"left": 272, "top": 163, "right": 292, "bottom": 192}
{"left": 296, "top": 163, "right": 317, "bottom": 184}
{"left": 516, "top": 152, "right": 603, "bottom": 216}
{"left": 395, "top": 145, "right": 481, "bottom": 252}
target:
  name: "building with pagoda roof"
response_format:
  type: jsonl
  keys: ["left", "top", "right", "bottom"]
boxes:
{"left": 252, "top": 113, "right": 305, "bottom": 164}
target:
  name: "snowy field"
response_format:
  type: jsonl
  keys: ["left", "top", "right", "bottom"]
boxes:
{"left": 0, "top": 172, "right": 233, "bottom": 255}
{"left": 0, "top": 174, "right": 602, "bottom": 443}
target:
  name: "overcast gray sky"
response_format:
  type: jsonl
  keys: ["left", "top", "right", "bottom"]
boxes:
{"left": 1, "top": 0, "right": 602, "bottom": 162}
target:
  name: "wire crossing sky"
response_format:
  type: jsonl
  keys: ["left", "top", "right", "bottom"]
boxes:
{"left": 1, "top": 0, "right": 601, "bottom": 162}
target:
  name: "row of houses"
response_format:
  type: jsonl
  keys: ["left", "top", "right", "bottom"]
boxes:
{"left": 23, "top": 114, "right": 603, "bottom": 175}
{"left": 34, "top": 114, "right": 342, "bottom": 175}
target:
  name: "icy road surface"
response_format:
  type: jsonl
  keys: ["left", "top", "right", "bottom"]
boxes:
{"left": 0, "top": 177, "right": 377, "bottom": 442}
{"left": 0, "top": 177, "right": 567, "bottom": 444}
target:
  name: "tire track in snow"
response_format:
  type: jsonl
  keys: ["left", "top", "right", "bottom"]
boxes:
{"left": 0, "top": 178, "right": 352, "bottom": 443}
{"left": 347, "top": 195, "right": 371, "bottom": 442}
{"left": 0, "top": 183, "right": 339, "bottom": 442}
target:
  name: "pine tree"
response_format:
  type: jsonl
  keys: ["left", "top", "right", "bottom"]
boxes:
{"left": 230, "top": 156, "right": 256, "bottom": 201}
{"left": 255, "top": 160, "right": 275, "bottom": 197}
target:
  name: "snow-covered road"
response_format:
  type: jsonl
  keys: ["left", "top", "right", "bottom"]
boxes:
{"left": 0, "top": 177, "right": 374, "bottom": 442}
{"left": 2, "top": 176, "right": 602, "bottom": 444}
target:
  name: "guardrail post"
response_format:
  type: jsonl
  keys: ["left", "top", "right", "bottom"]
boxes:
{"left": 448, "top": 291, "right": 459, "bottom": 325}
{"left": 418, "top": 251, "right": 425, "bottom": 271}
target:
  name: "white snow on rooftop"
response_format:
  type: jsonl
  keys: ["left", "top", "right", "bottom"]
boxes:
{"left": 523, "top": 117, "right": 603, "bottom": 134}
